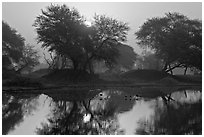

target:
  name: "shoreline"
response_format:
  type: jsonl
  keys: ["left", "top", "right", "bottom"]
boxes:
{"left": 3, "top": 83, "right": 201, "bottom": 93}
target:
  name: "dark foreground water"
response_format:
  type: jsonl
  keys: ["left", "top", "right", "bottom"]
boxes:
{"left": 2, "top": 86, "right": 202, "bottom": 135}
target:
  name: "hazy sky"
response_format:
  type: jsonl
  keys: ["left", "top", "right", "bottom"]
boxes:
{"left": 2, "top": 2, "right": 202, "bottom": 62}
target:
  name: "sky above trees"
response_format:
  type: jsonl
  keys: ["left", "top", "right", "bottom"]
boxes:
{"left": 2, "top": 2, "right": 202, "bottom": 62}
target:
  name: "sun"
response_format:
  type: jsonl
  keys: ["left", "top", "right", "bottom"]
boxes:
{"left": 84, "top": 20, "right": 92, "bottom": 27}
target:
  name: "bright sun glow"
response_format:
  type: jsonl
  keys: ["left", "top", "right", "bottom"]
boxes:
{"left": 84, "top": 21, "right": 92, "bottom": 27}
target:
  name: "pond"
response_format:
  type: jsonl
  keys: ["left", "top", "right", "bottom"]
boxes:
{"left": 2, "top": 86, "right": 202, "bottom": 135}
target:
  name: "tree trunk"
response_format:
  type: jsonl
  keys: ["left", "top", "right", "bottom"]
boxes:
{"left": 72, "top": 60, "right": 78, "bottom": 70}
{"left": 61, "top": 56, "right": 66, "bottom": 69}
{"left": 184, "top": 67, "right": 188, "bottom": 75}
{"left": 162, "top": 62, "right": 168, "bottom": 72}
{"left": 88, "top": 61, "right": 94, "bottom": 74}
{"left": 83, "top": 54, "right": 95, "bottom": 74}
{"left": 16, "top": 63, "right": 29, "bottom": 74}
{"left": 168, "top": 65, "right": 173, "bottom": 75}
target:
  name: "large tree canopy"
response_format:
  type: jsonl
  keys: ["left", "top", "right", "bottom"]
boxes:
{"left": 135, "top": 12, "right": 202, "bottom": 72}
{"left": 91, "top": 15, "right": 129, "bottom": 68}
{"left": 2, "top": 21, "right": 39, "bottom": 73}
{"left": 93, "top": 44, "right": 137, "bottom": 73}
{"left": 33, "top": 4, "right": 129, "bottom": 73}
{"left": 115, "top": 43, "right": 137, "bottom": 70}
{"left": 2, "top": 21, "right": 25, "bottom": 66}
{"left": 33, "top": 4, "right": 87, "bottom": 69}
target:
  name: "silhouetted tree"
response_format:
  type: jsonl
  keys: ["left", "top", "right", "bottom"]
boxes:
{"left": 88, "top": 15, "right": 129, "bottom": 71}
{"left": 135, "top": 12, "right": 202, "bottom": 72}
{"left": 33, "top": 4, "right": 87, "bottom": 70}
{"left": 2, "top": 21, "right": 25, "bottom": 70}
{"left": 34, "top": 4, "right": 129, "bottom": 73}
{"left": 2, "top": 21, "right": 39, "bottom": 74}
{"left": 93, "top": 44, "right": 137, "bottom": 73}
{"left": 115, "top": 43, "right": 137, "bottom": 70}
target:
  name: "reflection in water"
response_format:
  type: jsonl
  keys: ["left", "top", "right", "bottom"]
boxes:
{"left": 2, "top": 87, "right": 202, "bottom": 135}
{"left": 2, "top": 93, "right": 39, "bottom": 134}
{"left": 136, "top": 97, "right": 202, "bottom": 134}
{"left": 37, "top": 101, "right": 121, "bottom": 135}
{"left": 118, "top": 100, "right": 155, "bottom": 134}
{"left": 37, "top": 90, "right": 126, "bottom": 135}
{"left": 9, "top": 94, "right": 52, "bottom": 135}
{"left": 2, "top": 93, "right": 52, "bottom": 135}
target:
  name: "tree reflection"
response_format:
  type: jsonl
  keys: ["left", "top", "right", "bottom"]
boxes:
{"left": 135, "top": 92, "right": 202, "bottom": 135}
{"left": 37, "top": 90, "right": 130, "bottom": 135}
{"left": 2, "top": 94, "right": 23, "bottom": 135}
{"left": 3, "top": 87, "right": 201, "bottom": 135}
{"left": 37, "top": 100, "right": 122, "bottom": 134}
{"left": 2, "top": 93, "right": 38, "bottom": 134}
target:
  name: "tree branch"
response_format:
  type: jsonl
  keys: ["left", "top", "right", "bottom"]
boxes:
{"left": 165, "top": 63, "right": 184, "bottom": 73}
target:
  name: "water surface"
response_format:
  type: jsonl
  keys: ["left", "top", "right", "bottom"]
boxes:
{"left": 2, "top": 86, "right": 202, "bottom": 135}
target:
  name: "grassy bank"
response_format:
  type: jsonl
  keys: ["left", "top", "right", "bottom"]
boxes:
{"left": 2, "top": 69, "right": 202, "bottom": 90}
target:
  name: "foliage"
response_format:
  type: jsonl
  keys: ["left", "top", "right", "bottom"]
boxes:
{"left": 93, "top": 44, "right": 137, "bottom": 73}
{"left": 33, "top": 4, "right": 87, "bottom": 69}
{"left": 91, "top": 15, "right": 129, "bottom": 69}
{"left": 2, "top": 21, "right": 39, "bottom": 74}
{"left": 115, "top": 43, "right": 137, "bottom": 70}
{"left": 135, "top": 12, "right": 202, "bottom": 72}
{"left": 33, "top": 4, "right": 129, "bottom": 73}
{"left": 16, "top": 44, "right": 40, "bottom": 73}
{"left": 2, "top": 21, "right": 25, "bottom": 68}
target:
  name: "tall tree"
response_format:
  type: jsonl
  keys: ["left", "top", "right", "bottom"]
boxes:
{"left": 34, "top": 4, "right": 129, "bottom": 73}
{"left": 90, "top": 15, "right": 130, "bottom": 69}
{"left": 135, "top": 12, "right": 202, "bottom": 72}
{"left": 33, "top": 4, "right": 87, "bottom": 70}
